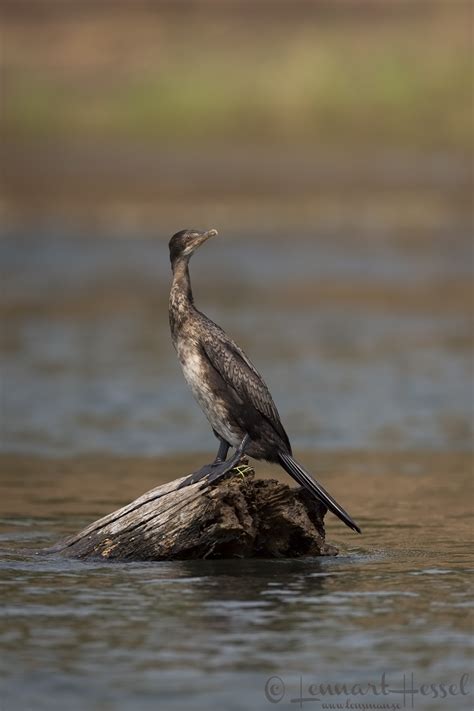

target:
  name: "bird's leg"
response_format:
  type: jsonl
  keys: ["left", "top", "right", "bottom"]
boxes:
{"left": 205, "top": 434, "right": 250, "bottom": 485}
{"left": 178, "top": 435, "right": 250, "bottom": 489}
{"left": 213, "top": 435, "right": 230, "bottom": 464}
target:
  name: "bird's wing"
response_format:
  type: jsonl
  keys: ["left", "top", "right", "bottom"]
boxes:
{"left": 201, "top": 326, "right": 290, "bottom": 447}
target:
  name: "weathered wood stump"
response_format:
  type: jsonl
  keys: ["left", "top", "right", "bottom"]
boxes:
{"left": 49, "top": 463, "right": 338, "bottom": 560}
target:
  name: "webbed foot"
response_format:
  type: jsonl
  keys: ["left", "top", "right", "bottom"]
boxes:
{"left": 177, "top": 462, "right": 220, "bottom": 489}
{"left": 177, "top": 434, "right": 251, "bottom": 490}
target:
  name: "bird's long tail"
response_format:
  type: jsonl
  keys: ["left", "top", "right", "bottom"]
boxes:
{"left": 278, "top": 452, "right": 361, "bottom": 533}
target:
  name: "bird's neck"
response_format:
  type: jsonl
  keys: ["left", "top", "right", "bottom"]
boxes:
{"left": 169, "top": 260, "right": 195, "bottom": 336}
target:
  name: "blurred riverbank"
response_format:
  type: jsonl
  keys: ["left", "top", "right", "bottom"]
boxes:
{"left": 2, "top": 140, "right": 472, "bottom": 233}
{"left": 2, "top": 0, "right": 472, "bottom": 232}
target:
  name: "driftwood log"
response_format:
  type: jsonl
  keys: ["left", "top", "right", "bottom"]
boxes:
{"left": 49, "top": 462, "right": 338, "bottom": 560}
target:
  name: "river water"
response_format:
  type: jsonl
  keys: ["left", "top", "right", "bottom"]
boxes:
{"left": 1, "top": 223, "right": 472, "bottom": 709}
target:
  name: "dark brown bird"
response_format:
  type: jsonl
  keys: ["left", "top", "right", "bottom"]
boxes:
{"left": 169, "top": 228, "right": 361, "bottom": 533}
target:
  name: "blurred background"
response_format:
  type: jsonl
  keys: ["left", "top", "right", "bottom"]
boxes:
{"left": 1, "top": 0, "right": 472, "bottom": 457}
{"left": 1, "top": 4, "right": 473, "bottom": 710}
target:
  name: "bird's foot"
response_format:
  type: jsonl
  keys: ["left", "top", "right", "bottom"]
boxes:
{"left": 178, "top": 438, "right": 251, "bottom": 490}
{"left": 177, "top": 463, "right": 218, "bottom": 489}
{"left": 177, "top": 455, "right": 233, "bottom": 489}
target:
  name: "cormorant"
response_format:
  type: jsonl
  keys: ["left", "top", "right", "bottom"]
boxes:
{"left": 169, "top": 228, "right": 361, "bottom": 533}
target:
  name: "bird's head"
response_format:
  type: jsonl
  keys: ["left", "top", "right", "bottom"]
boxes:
{"left": 169, "top": 228, "right": 218, "bottom": 268}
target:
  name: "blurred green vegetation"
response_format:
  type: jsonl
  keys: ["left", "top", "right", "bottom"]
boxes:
{"left": 2, "top": 2, "right": 472, "bottom": 151}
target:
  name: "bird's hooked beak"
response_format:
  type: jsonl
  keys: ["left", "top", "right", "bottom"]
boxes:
{"left": 187, "top": 228, "right": 218, "bottom": 254}
{"left": 199, "top": 228, "right": 218, "bottom": 244}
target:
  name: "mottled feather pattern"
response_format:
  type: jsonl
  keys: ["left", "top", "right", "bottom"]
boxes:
{"left": 196, "top": 312, "right": 291, "bottom": 451}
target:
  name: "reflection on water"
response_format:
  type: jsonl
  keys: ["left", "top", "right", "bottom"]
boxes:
{"left": 1, "top": 227, "right": 472, "bottom": 454}
{"left": 0, "top": 452, "right": 472, "bottom": 710}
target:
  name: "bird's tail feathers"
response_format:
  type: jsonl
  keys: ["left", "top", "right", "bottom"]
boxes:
{"left": 278, "top": 452, "right": 361, "bottom": 533}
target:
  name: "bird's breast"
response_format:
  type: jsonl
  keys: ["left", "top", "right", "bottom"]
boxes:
{"left": 176, "top": 339, "right": 242, "bottom": 447}
{"left": 177, "top": 340, "right": 207, "bottom": 393}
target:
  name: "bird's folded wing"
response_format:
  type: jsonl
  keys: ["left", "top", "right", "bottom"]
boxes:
{"left": 201, "top": 333, "right": 289, "bottom": 444}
